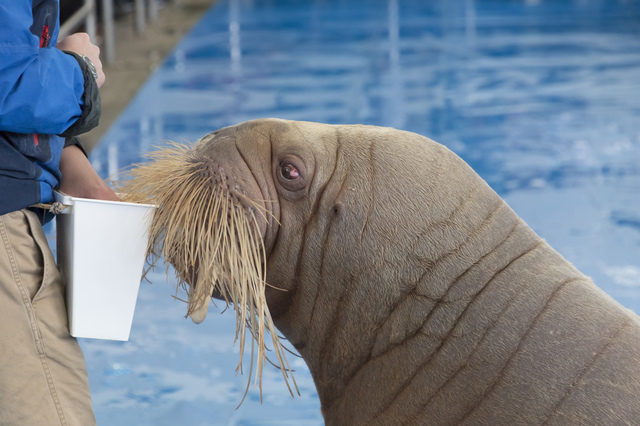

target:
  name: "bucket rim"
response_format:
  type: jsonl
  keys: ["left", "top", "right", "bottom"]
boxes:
{"left": 54, "top": 191, "right": 157, "bottom": 210}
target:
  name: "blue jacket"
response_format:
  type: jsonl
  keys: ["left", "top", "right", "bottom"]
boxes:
{"left": 0, "top": 0, "right": 101, "bottom": 218}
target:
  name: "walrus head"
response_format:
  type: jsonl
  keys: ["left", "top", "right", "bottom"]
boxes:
{"left": 121, "top": 119, "right": 640, "bottom": 423}
{"left": 121, "top": 118, "right": 486, "bottom": 402}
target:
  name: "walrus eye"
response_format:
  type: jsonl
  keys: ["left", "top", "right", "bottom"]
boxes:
{"left": 280, "top": 162, "right": 300, "bottom": 180}
{"left": 275, "top": 156, "right": 307, "bottom": 195}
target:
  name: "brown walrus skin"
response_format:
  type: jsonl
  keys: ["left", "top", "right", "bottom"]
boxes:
{"left": 183, "top": 118, "right": 640, "bottom": 424}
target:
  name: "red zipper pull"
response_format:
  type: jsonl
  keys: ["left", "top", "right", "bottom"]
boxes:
{"left": 40, "top": 25, "right": 50, "bottom": 48}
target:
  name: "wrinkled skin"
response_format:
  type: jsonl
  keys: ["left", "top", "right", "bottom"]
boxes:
{"left": 193, "top": 118, "right": 640, "bottom": 425}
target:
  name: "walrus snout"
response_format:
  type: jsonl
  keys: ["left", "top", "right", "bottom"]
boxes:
{"left": 194, "top": 128, "right": 282, "bottom": 254}
{"left": 119, "top": 123, "right": 299, "bottom": 402}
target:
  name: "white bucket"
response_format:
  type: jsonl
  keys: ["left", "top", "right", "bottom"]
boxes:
{"left": 54, "top": 191, "right": 156, "bottom": 341}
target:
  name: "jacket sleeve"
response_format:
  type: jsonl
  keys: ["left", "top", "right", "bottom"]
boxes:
{"left": 0, "top": 2, "right": 100, "bottom": 136}
{"left": 64, "top": 135, "right": 88, "bottom": 156}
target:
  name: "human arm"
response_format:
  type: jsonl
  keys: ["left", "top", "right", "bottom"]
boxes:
{"left": 0, "top": 3, "right": 101, "bottom": 136}
{"left": 58, "top": 145, "right": 120, "bottom": 201}
{"left": 57, "top": 33, "right": 105, "bottom": 89}
{"left": 56, "top": 35, "right": 112, "bottom": 200}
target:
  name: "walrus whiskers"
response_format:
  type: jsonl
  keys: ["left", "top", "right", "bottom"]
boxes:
{"left": 120, "top": 143, "right": 298, "bottom": 402}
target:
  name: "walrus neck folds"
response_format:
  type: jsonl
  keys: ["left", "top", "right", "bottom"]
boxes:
{"left": 275, "top": 185, "right": 592, "bottom": 424}
{"left": 260, "top": 130, "right": 597, "bottom": 423}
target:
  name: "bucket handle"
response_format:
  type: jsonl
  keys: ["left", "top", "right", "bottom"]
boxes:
{"left": 30, "top": 202, "right": 69, "bottom": 215}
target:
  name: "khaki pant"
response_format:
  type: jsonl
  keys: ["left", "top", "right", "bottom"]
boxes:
{"left": 0, "top": 209, "right": 96, "bottom": 426}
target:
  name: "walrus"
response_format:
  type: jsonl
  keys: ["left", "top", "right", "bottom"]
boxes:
{"left": 122, "top": 118, "right": 640, "bottom": 424}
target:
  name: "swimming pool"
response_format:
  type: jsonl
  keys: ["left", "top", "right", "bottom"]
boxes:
{"left": 68, "top": 0, "right": 640, "bottom": 424}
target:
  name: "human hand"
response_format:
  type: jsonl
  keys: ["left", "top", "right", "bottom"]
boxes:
{"left": 56, "top": 33, "right": 106, "bottom": 88}
{"left": 58, "top": 145, "right": 120, "bottom": 201}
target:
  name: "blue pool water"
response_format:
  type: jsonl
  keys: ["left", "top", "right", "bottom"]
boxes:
{"left": 56, "top": 0, "right": 640, "bottom": 424}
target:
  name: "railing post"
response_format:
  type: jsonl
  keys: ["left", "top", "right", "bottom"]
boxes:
{"left": 135, "top": 0, "right": 146, "bottom": 33}
{"left": 59, "top": 0, "right": 95, "bottom": 39}
{"left": 149, "top": 0, "right": 159, "bottom": 21}
{"left": 85, "top": 0, "right": 97, "bottom": 41}
{"left": 102, "top": 0, "right": 116, "bottom": 64}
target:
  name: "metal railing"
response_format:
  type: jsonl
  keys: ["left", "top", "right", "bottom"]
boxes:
{"left": 59, "top": 0, "right": 163, "bottom": 65}
{"left": 59, "top": 0, "right": 96, "bottom": 41}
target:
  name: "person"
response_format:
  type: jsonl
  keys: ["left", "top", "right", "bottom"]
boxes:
{"left": 0, "top": 1, "right": 119, "bottom": 424}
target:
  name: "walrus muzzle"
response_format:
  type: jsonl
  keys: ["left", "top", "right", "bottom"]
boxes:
{"left": 121, "top": 119, "right": 640, "bottom": 424}
{"left": 122, "top": 140, "right": 295, "bottom": 402}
